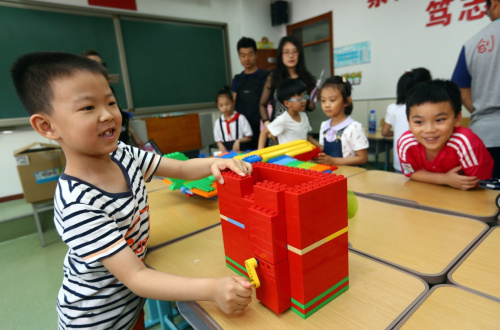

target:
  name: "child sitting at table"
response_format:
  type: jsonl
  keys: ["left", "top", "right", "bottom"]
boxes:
{"left": 11, "top": 52, "right": 253, "bottom": 329}
{"left": 314, "top": 76, "right": 368, "bottom": 165}
{"left": 258, "top": 79, "right": 316, "bottom": 149}
{"left": 213, "top": 86, "right": 253, "bottom": 152}
{"left": 398, "top": 79, "right": 493, "bottom": 190}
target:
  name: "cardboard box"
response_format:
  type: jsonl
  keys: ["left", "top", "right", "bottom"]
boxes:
{"left": 13, "top": 142, "right": 66, "bottom": 203}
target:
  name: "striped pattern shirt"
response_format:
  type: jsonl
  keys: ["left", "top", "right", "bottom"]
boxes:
{"left": 55, "top": 142, "right": 161, "bottom": 329}
{"left": 397, "top": 126, "right": 493, "bottom": 180}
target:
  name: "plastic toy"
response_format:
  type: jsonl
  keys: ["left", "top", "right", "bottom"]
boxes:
{"left": 217, "top": 161, "right": 351, "bottom": 319}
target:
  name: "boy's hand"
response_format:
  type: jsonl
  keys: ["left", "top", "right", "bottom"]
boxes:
{"left": 212, "top": 158, "right": 252, "bottom": 184}
{"left": 213, "top": 276, "right": 252, "bottom": 314}
{"left": 445, "top": 166, "right": 478, "bottom": 190}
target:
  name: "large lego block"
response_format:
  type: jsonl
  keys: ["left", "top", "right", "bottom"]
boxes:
{"left": 254, "top": 257, "right": 291, "bottom": 314}
{"left": 217, "top": 171, "right": 254, "bottom": 199}
{"left": 247, "top": 205, "right": 287, "bottom": 265}
{"left": 252, "top": 180, "right": 287, "bottom": 214}
{"left": 288, "top": 233, "right": 348, "bottom": 306}
{"left": 221, "top": 218, "right": 251, "bottom": 273}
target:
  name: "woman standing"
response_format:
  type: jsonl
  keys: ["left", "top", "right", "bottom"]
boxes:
{"left": 259, "top": 36, "right": 316, "bottom": 130}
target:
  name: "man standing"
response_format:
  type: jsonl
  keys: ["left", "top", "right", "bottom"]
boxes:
{"left": 231, "top": 37, "right": 269, "bottom": 150}
{"left": 452, "top": 0, "right": 500, "bottom": 178}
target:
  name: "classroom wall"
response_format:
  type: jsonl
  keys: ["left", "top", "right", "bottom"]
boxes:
{"left": 0, "top": 0, "right": 487, "bottom": 198}
{"left": 0, "top": 0, "right": 282, "bottom": 199}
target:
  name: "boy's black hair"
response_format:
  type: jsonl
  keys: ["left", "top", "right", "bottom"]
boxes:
{"left": 215, "top": 85, "right": 234, "bottom": 103}
{"left": 11, "top": 51, "right": 109, "bottom": 116}
{"left": 396, "top": 68, "right": 432, "bottom": 105}
{"left": 277, "top": 79, "right": 307, "bottom": 104}
{"left": 486, "top": 0, "right": 491, "bottom": 8}
{"left": 237, "top": 37, "right": 257, "bottom": 52}
{"left": 320, "top": 76, "right": 353, "bottom": 115}
{"left": 406, "top": 79, "right": 462, "bottom": 119}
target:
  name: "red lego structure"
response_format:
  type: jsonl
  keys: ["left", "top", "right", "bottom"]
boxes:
{"left": 217, "top": 162, "right": 349, "bottom": 319}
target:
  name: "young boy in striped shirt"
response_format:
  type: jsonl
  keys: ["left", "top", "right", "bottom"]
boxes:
{"left": 397, "top": 79, "right": 493, "bottom": 190}
{"left": 11, "top": 52, "right": 253, "bottom": 329}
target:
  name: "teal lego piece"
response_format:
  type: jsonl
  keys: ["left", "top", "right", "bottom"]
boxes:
{"left": 162, "top": 152, "right": 189, "bottom": 190}
{"left": 296, "top": 161, "right": 316, "bottom": 170}
{"left": 284, "top": 160, "right": 303, "bottom": 168}
{"left": 184, "top": 177, "right": 216, "bottom": 192}
{"left": 163, "top": 152, "right": 189, "bottom": 161}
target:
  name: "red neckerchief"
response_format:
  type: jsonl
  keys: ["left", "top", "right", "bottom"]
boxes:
{"left": 224, "top": 112, "right": 240, "bottom": 138}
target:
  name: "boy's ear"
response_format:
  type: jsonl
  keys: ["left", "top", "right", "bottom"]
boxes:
{"left": 283, "top": 100, "right": 291, "bottom": 108}
{"left": 30, "top": 114, "right": 60, "bottom": 140}
{"left": 454, "top": 111, "right": 462, "bottom": 127}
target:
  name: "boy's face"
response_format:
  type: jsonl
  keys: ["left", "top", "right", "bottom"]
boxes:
{"left": 408, "top": 101, "right": 461, "bottom": 157}
{"left": 284, "top": 92, "right": 307, "bottom": 113}
{"left": 44, "top": 71, "right": 122, "bottom": 159}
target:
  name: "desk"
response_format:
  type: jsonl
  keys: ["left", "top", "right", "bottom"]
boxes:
{"left": 333, "top": 165, "right": 366, "bottom": 177}
{"left": 365, "top": 128, "right": 393, "bottom": 171}
{"left": 348, "top": 170, "right": 499, "bottom": 222}
{"left": 448, "top": 226, "right": 500, "bottom": 301}
{"left": 395, "top": 285, "right": 500, "bottom": 329}
{"left": 147, "top": 187, "right": 220, "bottom": 250}
{"left": 145, "top": 177, "right": 169, "bottom": 193}
{"left": 145, "top": 226, "right": 428, "bottom": 329}
{"left": 349, "top": 197, "right": 488, "bottom": 283}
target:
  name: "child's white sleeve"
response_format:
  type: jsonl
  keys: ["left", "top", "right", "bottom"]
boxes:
{"left": 213, "top": 118, "right": 222, "bottom": 142}
{"left": 350, "top": 122, "right": 369, "bottom": 151}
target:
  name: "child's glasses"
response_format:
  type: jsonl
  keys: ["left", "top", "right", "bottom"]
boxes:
{"left": 288, "top": 94, "right": 310, "bottom": 102}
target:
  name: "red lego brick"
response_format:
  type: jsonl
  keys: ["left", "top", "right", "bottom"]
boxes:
{"left": 253, "top": 180, "right": 287, "bottom": 214}
{"left": 221, "top": 218, "right": 251, "bottom": 270}
{"left": 288, "top": 233, "right": 348, "bottom": 305}
{"left": 217, "top": 171, "right": 254, "bottom": 199}
{"left": 254, "top": 257, "right": 291, "bottom": 314}
{"left": 247, "top": 205, "right": 287, "bottom": 265}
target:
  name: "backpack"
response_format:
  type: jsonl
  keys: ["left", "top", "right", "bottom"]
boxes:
{"left": 234, "top": 69, "right": 269, "bottom": 132}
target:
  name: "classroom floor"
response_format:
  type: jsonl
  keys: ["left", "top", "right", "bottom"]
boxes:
{"left": 0, "top": 227, "right": 165, "bottom": 329}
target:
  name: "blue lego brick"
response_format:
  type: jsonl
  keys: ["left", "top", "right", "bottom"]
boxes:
{"left": 268, "top": 155, "right": 296, "bottom": 166}
{"left": 216, "top": 151, "right": 239, "bottom": 159}
{"left": 242, "top": 154, "right": 263, "bottom": 164}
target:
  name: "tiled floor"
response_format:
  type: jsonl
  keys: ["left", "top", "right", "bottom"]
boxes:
{"left": 0, "top": 228, "right": 164, "bottom": 329}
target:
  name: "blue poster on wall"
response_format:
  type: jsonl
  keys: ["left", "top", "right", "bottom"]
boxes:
{"left": 334, "top": 41, "right": 371, "bottom": 68}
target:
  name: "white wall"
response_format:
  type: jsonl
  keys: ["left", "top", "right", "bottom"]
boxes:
{"left": 287, "top": 0, "right": 489, "bottom": 99}
{"left": 1, "top": 0, "right": 489, "bottom": 198}
{"left": 1, "top": 0, "right": 281, "bottom": 198}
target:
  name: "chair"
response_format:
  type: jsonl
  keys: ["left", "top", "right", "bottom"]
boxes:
{"left": 145, "top": 299, "right": 190, "bottom": 330}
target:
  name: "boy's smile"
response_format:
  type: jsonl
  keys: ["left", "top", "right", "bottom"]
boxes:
{"left": 45, "top": 71, "right": 121, "bottom": 160}
{"left": 408, "top": 101, "right": 461, "bottom": 160}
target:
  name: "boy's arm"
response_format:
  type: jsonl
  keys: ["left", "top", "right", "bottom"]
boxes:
{"left": 258, "top": 126, "right": 270, "bottom": 149}
{"left": 307, "top": 135, "right": 321, "bottom": 149}
{"left": 154, "top": 156, "right": 252, "bottom": 184}
{"left": 459, "top": 88, "right": 474, "bottom": 113}
{"left": 410, "top": 166, "right": 478, "bottom": 190}
{"left": 101, "top": 247, "right": 252, "bottom": 314}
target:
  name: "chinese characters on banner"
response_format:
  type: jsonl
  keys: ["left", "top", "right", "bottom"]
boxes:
{"left": 368, "top": 0, "right": 486, "bottom": 27}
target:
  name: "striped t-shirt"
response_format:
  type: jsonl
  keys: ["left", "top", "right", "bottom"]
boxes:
{"left": 54, "top": 142, "right": 161, "bottom": 329}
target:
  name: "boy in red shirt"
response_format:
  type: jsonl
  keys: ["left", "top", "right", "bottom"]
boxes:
{"left": 398, "top": 80, "right": 493, "bottom": 190}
